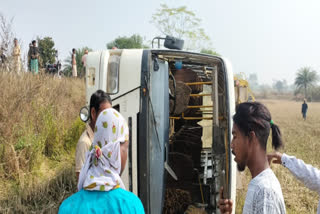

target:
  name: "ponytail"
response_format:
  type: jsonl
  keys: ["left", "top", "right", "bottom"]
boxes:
{"left": 271, "top": 123, "right": 283, "bottom": 150}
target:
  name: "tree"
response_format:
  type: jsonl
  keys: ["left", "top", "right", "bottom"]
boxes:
{"left": 294, "top": 67, "right": 319, "bottom": 98}
{"left": 0, "top": 13, "right": 15, "bottom": 71}
{"left": 259, "top": 84, "right": 272, "bottom": 99}
{"left": 273, "top": 79, "right": 287, "bottom": 94}
{"left": 200, "top": 48, "right": 219, "bottom": 56}
{"left": 63, "top": 47, "right": 92, "bottom": 77}
{"left": 151, "top": 4, "right": 212, "bottom": 51}
{"left": 37, "top": 37, "right": 56, "bottom": 67}
{"left": 106, "top": 34, "right": 148, "bottom": 49}
{"left": 0, "top": 13, "right": 14, "bottom": 54}
{"left": 248, "top": 73, "right": 259, "bottom": 91}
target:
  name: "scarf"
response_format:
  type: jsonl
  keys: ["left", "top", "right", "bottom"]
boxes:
{"left": 78, "top": 108, "right": 129, "bottom": 191}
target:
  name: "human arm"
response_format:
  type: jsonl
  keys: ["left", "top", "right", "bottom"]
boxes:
{"left": 75, "top": 137, "right": 91, "bottom": 182}
{"left": 268, "top": 152, "right": 320, "bottom": 194}
{"left": 218, "top": 187, "right": 233, "bottom": 214}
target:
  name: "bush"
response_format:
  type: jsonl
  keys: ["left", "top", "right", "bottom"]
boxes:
{"left": 0, "top": 72, "right": 85, "bottom": 203}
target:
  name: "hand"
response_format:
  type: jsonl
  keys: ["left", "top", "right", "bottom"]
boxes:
{"left": 218, "top": 187, "right": 233, "bottom": 214}
{"left": 267, "top": 152, "right": 283, "bottom": 165}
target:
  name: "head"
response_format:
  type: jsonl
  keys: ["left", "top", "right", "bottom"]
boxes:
{"left": 303, "top": 99, "right": 306, "bottom": 104}
{"left": 32, "top": 40, "right": 36, "bottom": 46}
{"left": 79, "top": 108, "right": 129, "bottom": 191}
{"left": 231, "top": 102, "right": 283, "bottom": 171}
{"left": 85, "top": 49, "right": 88, "bottom": 54}
{"left": 89, "top": 90, "right": 112, "bottom": 127}
{"left": 13, "top": 38, "right": 18, "bottom": 46}
{"left": 95, "top": 108, "right": 129, "bottom": 175}
{"left": 72, "top": 48, "right": 76, "bottom": 53}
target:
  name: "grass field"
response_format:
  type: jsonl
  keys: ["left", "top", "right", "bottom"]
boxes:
{"left": 0, "top": 72, "right": 85, "bottom": 213}
{"left": 236, "top": 99, "right": 320, "bottom": 214}
{"left": 1, "top": 71, "right": 318, "bottom": 214}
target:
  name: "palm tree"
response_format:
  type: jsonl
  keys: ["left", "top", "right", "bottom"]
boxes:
{"left": 294, "top": 67, "right": 319, "bottom": 98}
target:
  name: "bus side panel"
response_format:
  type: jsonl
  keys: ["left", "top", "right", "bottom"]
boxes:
{"left": 222, "top": 58, "right": 236, "bottom": 214}
{"left": 86, "top": 51, "right": 108, "bottom": 105}
{"left": 149, "top": 60, "right": 169, "bottom": 214}
{"left": 138, "top": 50, "right": 150, "bottom": 213}
{"left": 117, "top": 49, "right": 143, "bottom": 96}
{"left": 111, "top": 89, "right": 140, "bottom": 195}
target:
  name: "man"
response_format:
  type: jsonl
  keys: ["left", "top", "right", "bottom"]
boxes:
{"left": 75, "top": 90, "right": 112, "bottom": 181}
{"left": 27, "top": 43, "right": 32, "bottom": 71}
{"left": 301, "top": 99, "right": 308, "bottom": 120}
{"left": 81, "top": 49, "right": 88, "bottom": 78}
{"left": 12, "top": 38, "right": 21, "bottom": 73}
{"left": 72, "top": 48, "right": 77, "bottom": 77}
{"left": 28, "top": 40, "right": 39, "bottom": 74}
{"left": 219, "top": 102, "right": 286, "bottom": 214}
{"left": 268, "top": 152, "right": 320, "bottom": 214}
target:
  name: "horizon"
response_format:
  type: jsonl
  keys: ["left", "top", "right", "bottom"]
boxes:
{"left": 2, "top": 0, "right": 320, "bottom": 85}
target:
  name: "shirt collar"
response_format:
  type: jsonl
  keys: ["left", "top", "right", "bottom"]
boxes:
{"left": 86, "top": 124, "right": 94, "bottom": 142}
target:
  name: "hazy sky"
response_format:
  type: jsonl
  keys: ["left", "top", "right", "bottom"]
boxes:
{"left": 2, "top": 0, "right": 320, "bottom": 84}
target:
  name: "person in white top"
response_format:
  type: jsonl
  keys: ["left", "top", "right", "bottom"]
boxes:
{"left": 81, "top": 49, "right": 88, "bottom": 77}
{"left": 219, "top": 102, "right": 286, "bottom": 214}
{"left": 72, "top": 48, "right": 77, "bottom": 77}
{"left": 12, "top": 38, "right": 21, "bottom": 73}
{"left": 268, "top": 152, "right": 320, "bottom": 214}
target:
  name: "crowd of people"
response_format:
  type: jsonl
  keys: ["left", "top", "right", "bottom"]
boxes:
{"left": 55, "top": 88, "right": 319, "bottom": 214}
{"left": 0, "top": 38, "right": 89, "bottom": 78}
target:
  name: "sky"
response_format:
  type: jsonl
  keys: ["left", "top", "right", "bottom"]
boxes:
{"left": 1, "top": 0, "right": 320, "bottom": 85}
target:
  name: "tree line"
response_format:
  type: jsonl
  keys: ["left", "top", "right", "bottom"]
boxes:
{"left": 247, "top": 67, "right": 319, "bottom": 101}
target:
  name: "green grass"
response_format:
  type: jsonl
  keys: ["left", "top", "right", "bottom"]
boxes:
{"left": 0, "top": 72, "right": 86, "bottom": 213}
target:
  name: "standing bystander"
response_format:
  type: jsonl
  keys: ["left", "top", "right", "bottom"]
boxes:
{"left": 12, "top": 38, "right": 21, "bottom": 73}
{"left": 72, "top": 48, "right": 77, "bottom": 77}
{"left": 75, "top": 90, "right": 112, "bottom": 182}
{"left": 219, "top": 102, "right": 286, "bottom": 214}
{"left": 301, "top": 99, "right": 308, "bottom": 120}
{"left": 28, "top": 40, "right": 39, "bottom": 74}
{"left": 81, "top": 49, "right": 88, "bottom": 78}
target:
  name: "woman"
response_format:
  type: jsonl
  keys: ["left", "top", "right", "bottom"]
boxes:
{"left": 59, "top": 108, "right": 145, "bottom": 213}
{"left": 12, "top": 38, "right": 21, "bottom": 73}
{"left": 28, "top": 40, "right": 39, "bottom": 74}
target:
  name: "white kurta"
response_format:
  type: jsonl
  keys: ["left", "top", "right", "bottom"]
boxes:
{"left": 12, "top": 45, "right": 21, "bottom": 73}
{"left": 282, "top": 153, "right": 320, "bottom": 214}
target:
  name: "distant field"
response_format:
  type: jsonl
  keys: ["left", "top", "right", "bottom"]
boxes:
{"left": 236, "top": 99, "right": 320, "bottom": 214}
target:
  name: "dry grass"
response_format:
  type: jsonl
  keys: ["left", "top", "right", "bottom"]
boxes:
{"left": 0, "top": 72, "right": 86, "bottom": 213}
{"left": 236, "top": 99, "right": 320, "bottom": 214}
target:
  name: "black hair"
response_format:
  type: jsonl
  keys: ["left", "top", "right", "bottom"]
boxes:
{"left": 32, "top": 40, "right": 36, "bottom": 45}
{"left": 233, "top": 102, "right": 283, "bottom": 151}
{"left": 72, "top": 48, "right": 76, "bottom": 52}
{"left": 89, "top": 90, "right": 112, "bottom": 120}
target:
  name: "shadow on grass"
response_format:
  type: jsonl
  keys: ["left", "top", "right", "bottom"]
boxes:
{"left": 0, "top": 166, "right": 77, "bottom": 214}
